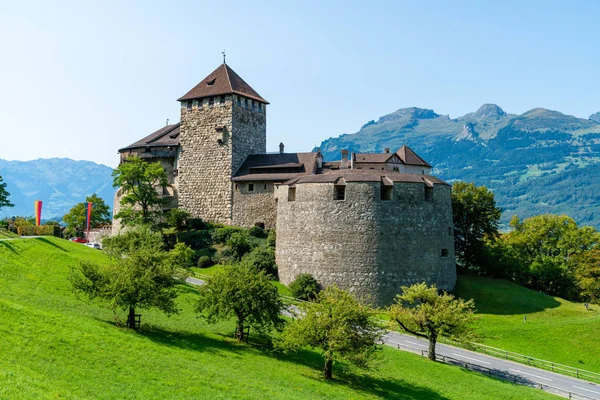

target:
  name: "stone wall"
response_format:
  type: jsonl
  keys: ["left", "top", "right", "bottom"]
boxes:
{"left": 177, "top": 95, "right": 266, "bottom": 225}
{"left": 232, "top": 181, "right": 277, "bottom": 228}
{"left": 275, "top": 181, "right": 455, "bottom": 306}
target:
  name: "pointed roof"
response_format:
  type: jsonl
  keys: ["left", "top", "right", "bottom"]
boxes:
{"left": 177, "top": 64, "right": 268, "bottom": 104}
{"left": 119, "top": 123, "right": 180, "bottom": 152}
{"left": 396, "top": 145, "right": 431, "bottom": 167}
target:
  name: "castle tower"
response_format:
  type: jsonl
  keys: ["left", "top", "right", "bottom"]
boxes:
{"left": 177, "top": 63, "right": 268, "bottom": 224}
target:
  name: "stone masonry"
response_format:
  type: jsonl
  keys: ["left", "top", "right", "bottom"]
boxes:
{"left": 275, "top": 181, "right": 456, "bottom": 306}
{"left": 178, "top": 95, "right": 266, "bottom": 224}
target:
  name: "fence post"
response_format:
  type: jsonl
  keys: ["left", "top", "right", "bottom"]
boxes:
{"left": 576, "top": 369, "right": 579, "bottom": 378}
{"left": 505, "top": 351, "right": 508, "bottom": 359}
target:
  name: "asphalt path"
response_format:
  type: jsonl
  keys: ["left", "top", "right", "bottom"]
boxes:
{"left": 185, "top": 276, "right": 600, "bottom": 399}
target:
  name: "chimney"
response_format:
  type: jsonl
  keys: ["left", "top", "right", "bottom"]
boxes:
{"left": 384, "top": 148, "right": 390, "bottom": 153}
{"left": 350, "top": 152, "right": 355, "bottom": 169}
{"left": 341, "top": 150, "right": 349, "bottom": 169}
{"left": 279, "top": 142, "right": 285, "bottom": 154}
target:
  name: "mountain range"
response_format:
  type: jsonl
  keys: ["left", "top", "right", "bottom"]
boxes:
{"left": 2, "top": 105, "right": 600, "bottom": 228}
{"left": 317, "top": 105, "right": 600, "bottom": 228}
{"left": 0, "top": 158, "right": 114, "bottom": 221}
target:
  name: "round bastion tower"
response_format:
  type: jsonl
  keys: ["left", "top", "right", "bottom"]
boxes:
{"left": 275, "top": 171, "right": 456, "bottom": 306}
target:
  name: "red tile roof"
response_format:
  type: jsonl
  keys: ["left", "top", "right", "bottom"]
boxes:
{"left": 396, "top": 145, "right": 431, "bottom": 167}
{"left": 178, "top": 64, "right": 268, "bottom": 104}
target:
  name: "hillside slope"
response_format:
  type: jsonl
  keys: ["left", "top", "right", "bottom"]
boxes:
{"left": 0, "top": 238, "right": 554, "bottom": 399}
{"left": 0, "top": 158, "right": 114, "bottom": 220}
{"left": 317, "top": 105, "right": 600, "bottom": 228}
{"left": 456, "top": 275, "right": 600, "bottom": 373}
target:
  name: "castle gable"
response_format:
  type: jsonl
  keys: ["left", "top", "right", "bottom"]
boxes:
{"left": 119, "top": 123, "right": 180, "bottom": 152}
{"left": 232, "top": 152, "right": 320, "bottom": 182}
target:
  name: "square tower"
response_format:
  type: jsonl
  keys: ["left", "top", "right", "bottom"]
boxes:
{"left": 177, "top": 63, "right": 268, "bottom": 224}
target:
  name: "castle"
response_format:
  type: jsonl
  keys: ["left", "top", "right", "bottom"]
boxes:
{"left": 115, "top": 62, "right": 456, "bottom": 305}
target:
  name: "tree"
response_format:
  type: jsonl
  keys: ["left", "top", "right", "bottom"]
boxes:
{"left": 389, "top": 283, "right": 475, "bottom": 361}
{"left": 69, "top": 226, "right": 193, "bottom": 328}
{"left": 63, "top": 193, "right": 111, "bottom": 238}
{"left": 573, "top": 250, "right": 600, "bottom": 304}
{"left": 195, "top": 263, "right": 283, "bottom": 342}
{"left": 0, "top": 174, "right": 13, "bottom": 211}
{"left": 240, "top": 246, "right": 277, "bottom": 278}
{"left": 278, "top": 286, "right": 383, "bottom": 380}
{"left": 504, "top": 214, "right": 599, "bottom": 298}
{"left": 288, "top": 273, "right": 320, "bottom": 301}
{"left": 112, "top": 157, "right": 169, "bottom": 227}
{"left": 452, "top": 182, "right": 501, "bottom": 270}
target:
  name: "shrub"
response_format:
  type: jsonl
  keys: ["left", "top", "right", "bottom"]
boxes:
{"left": 188, "top": 218, "right": 207, "bottom": 231}
{"left": 176, "top": 230, "right": 212, "bottom": 249}
{"left": 248, "top": 225, "right": 266, "bottom": 238}
{"left": 197, "top": 255, "right": 212, "bottom": 268}
{"left": 289, "top": 273, "right": 321, "bottom": 301}
{"left": 227, "top": 232, "right": 252, "bottom": 260}
{"left": 241, "top": 247, "right": 277, "bottom": 278}
{"left": 17, "top": 225, "right": 61, "bottom": 237}
{"left": 267, "top": 229, "right": 276, "bottom": 247}
{"left": 166, "top": 209, "right": 191, "bottom": 230}
{"left": 212, "top": 226, "right": 244, "bottom": 244}
{"left": 0, "top": 220, "right": 8, "bottom": 229}
{"left": 214, "top": 248, "right": 235, "bottom": 265}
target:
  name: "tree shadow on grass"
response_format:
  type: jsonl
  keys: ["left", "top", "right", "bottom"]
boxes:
{"left": 0, "top": 241, "right": 18, "bottom": 254}
{"left": 35, "top": 237, "right": 67, "bottom": 252}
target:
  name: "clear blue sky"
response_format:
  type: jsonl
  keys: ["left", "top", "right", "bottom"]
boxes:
{"left": 1, "top": 0, "right": 599, "bottom": 167}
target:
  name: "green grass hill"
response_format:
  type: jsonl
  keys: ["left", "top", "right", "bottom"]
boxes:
{"left": 457, "top": 275, "right": 600, "bottom": 373}
{"left": 0, "top": 237, "right": 556, "bottom": 399}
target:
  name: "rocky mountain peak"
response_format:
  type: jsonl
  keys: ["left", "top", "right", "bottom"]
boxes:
{"left": 473, "top": 104, "right": 506, "bottom": 118}
{"left": 590, "top": 112, "right": 600, "bottom": 124}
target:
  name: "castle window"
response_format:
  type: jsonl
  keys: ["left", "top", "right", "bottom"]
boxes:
{"left": 258, "top": 103, "right": 262, "bottom": 111}
{"left": 334, "top": 185, "right": 346, "bottom": 201}
{"left": 441, "top": 249, "right": 449, "bottom": 257}
{"left": 248, "top": 183, "right": 254, "bottom": 192}
{"left": 219, "top": 96, "right": 225, "bottom": 104}
{"left": 186, "top": 101, "right": 192, "bottom": 110}
{"left": 448, "top": 227, "right": 453, "bottom": 236}
{"left": 236, "top": 96, "right": 241, "bottom": 107}
{"left": 206, "top": 78, "right": 216, "bottom": 86}
{"left": 393, "top": 167, "right": 399, "bottom": 172}
{"left": 264, "top": 184, "right": 267, "bottom": 190}
{"left": 209, "top": 97, "right": 214, "bottom": 107}
{"left": 381, "top": 185, "right": 393, "bottom": 201}
{"left": 235, "top": 184, "right": 238, "bottom": 190}
{"left": 288, "top": 187, "right": 296, "bottom": 202}
{"left": 424, "top": 186, "right": 433, "bottom": 202}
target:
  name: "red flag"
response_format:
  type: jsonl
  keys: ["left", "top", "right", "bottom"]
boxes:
{"left": 34, "top": 200, "right": 43, "bottom": 226}
{"left": 86, "top": 202, "right": 93, "bottom": 233}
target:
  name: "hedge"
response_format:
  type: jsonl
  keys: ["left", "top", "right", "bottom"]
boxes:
{"left": 18, "top": 225, "right": 61, "bottom": 237}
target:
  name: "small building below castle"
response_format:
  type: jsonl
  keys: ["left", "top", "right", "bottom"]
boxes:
{"left": 114, "top": 62, "right": 456, "bottom": 305}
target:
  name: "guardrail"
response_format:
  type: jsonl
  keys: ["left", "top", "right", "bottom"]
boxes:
{"left": 385, "top": 339, "right": 597, "bottom": 400}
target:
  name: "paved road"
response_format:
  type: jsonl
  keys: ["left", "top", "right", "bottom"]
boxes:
{"left": 185, "top": 276, "right": 600, "bottom": 399}
{"left": 383, "top": 331, "right": 600, "bottom": 399}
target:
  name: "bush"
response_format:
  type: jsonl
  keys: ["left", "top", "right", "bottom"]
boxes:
{"left": 17, "top": 225, "right": 61, "bottom": 237}
{"left": 166, "top": 209, "right": 191, "bottom": 230}
{"left": 289, "top": 273, "right": 321, "bottom": 301}
{"left": 212, "top": 227, "right": 244, "bottom": 244}
{"left": 188, "top": 218, "right": 207, "bottom": 231}
{"left": 0, "top": 220, "right": 8, "bottom": 229}
{"left": 214, "top": 248, "right": 235, "bottom": 265}
{"left": 249, "top": 225, "right": 266, "bottom": 238}
{"left": 241, "top": 247, "right": 277, "bottom": 278}
{"left": 267, "top": 229, "right": 276, "bottom": 247}
{"left": 176, "top": 230, "right": 212, "bottom": 250}
{"left": 197, "top": 255, "right": 212, "bottom": 268}
{"left": 227, "top": 232, "right": 252, "bottom": 260}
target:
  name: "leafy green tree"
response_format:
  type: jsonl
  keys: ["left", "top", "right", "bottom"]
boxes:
{"left": 288, "top": 273, "right": 320, "bottom": 301}
{"left": 70, "top": 226, "right": 193, "bottom": 328}
{"left": 452, "top": 182, "right": 501, "bottom": 270}
{"left": 227, "top": 232, "right": 252, "bottom": 260}
{"left": 0, "top": 174, "right": 13, "bottom": 211}
{"left": 63, "top": 194, "right": 111, "bottom": 238}
{"left": 240, "top": 246, "right": 277, "bottom": 278}
{"left": 573, "top": 249, "right": 600, "bottom": 304}
{"left": 504, "top": 214, "right": 599, "bottom": 298}
{"left": 195, "top": 263, "right": 283, "bottom": 342}
{"left": 112, "top": 157, "right": 169, "bottom": 227}
{"left": 278, "top": 286, "right": 382, "bottom": 380}
{"left": 389, "top": 283, "right": 475, "bottom": 361}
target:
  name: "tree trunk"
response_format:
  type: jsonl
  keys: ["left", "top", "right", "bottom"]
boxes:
{"left": 235, "top": 320, "right": 245, "bottom": 342}
{"left": 324, "top": 358, "right": 333, "bottom": 380}
{"left": 428, "top": 333, "right": 437, "bottom": 361}
{"left": 127, "top": 306, "right": 136, "bottom": 329}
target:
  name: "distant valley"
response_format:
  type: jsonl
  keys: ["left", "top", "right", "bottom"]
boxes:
{"left": 317, "top": 104, "right": 600, "bottom": 228}
{"left": 0, "top": 158, "right": 114, "bottom": 221}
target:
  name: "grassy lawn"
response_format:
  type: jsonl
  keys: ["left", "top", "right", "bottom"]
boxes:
{"left": 456, "top": 274, "right": 600, "bottom": 373}
{"left": 0, "top": 237, "right": 556, "bottom": 399}
{"left": 0, "top": 228, "right": 18, "bottom": 238}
